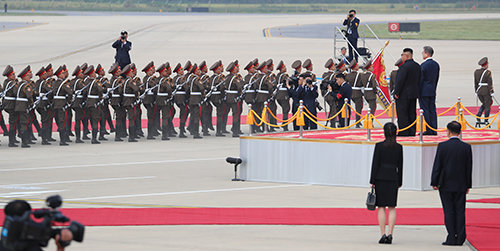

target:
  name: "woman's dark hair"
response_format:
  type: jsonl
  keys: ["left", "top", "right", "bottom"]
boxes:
{"left": 383, "top": 122, "right": 398, "bottom": 147}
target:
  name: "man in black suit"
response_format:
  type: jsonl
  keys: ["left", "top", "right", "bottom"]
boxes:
{"left": 431, "top": 121, "right": 473, "bottom": 246}
{"left": 330, "top": 73, "right": 352, "bottom": 127}
{"left": 420, "top": 46, "right": 440, "bottom": 135}
{"left": 342, "top": 10, "right": 360, "bottom": 62}
{"left": 394, "top": 48, "right": 421, "bottom": 136}
{"left": 112, "top": 30, "right": 132, "bottom": 69}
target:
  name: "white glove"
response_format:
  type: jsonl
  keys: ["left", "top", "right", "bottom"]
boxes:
{"left": 492, "top": 93, "right": 495, "bottom": 97}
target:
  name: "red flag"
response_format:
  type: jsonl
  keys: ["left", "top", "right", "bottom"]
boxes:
{"left": 372, "top": 51, "right": 391, "bottom": 109}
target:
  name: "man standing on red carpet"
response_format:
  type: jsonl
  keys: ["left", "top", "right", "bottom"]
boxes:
{"left": 431, "top": 121, "right": 473, "bottom": 246}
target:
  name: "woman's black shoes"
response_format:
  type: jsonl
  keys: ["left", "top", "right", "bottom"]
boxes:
{"left": 378, "top": 234, "right": 392, "bottom": 244}
{"left": 378, "top": 234, "right": 387, "bottom": 244}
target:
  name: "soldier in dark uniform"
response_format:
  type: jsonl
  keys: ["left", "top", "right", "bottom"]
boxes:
{"left": 274, "top": 61, "right": 290, "bottom": 131}
{"left": 330, "top": 73, "right": 352, "bottom": 128}
{"left": 303, "top": 59, "right": 317, "bottom": 81}
{"left": 96, "top": 64, "right": 115, "bottom": 137}
{"left": 14, "top": 66, "right": 34, "bottom": 148}
{"left": 187, "top": 64, "right": 204, "bottom": 139}
{"left": 2, "top": 65, "right": 20, "bottom": 147}
{"left": 361, "top": 60, "right": 378, "bottom": 116}
{"left": 199, "top": 61, "right": 213, "bottom": 136}
{"left": 79, "top": 63, "right": 91, "bottom": 139}
{"left": 52, "top": 65, "right": 72, "bottom": 145}
{"left": 255, "top": 61, "right": 273, "bottom": 132}
{"left": 34, "top": 66, "right": 53, "bottom": 145}
{"left": 0, "top": 75, "right": 8, "bottom": 138}
{"left": 121, "top": 64, "right": 140, "bottom": 142}
{"left": 174, "top": 61, "right": 192, "bottom": 138}
{"left": 389, "top": 58, "right": 404, "bottom": 95}
{"left": 70, "top": 65, "right": 88, "bottom": 143}
{"left": 25, "top": 76, "right": 39, "bottom": 143}
{"left": 224, "top": 60, "right": 244, "bottom": 137}
{"left": 44, "top": 64, "right": 57, "bottom": 142}
{"left": 321, "top": 59, "right": 337, "bottom": 127}
{"left": 265, "top": 59, "right": 278, "bottom": 131}
{"left": 207, "top": 61, "right": 227, "bottom": 136}
{"left": 129, "top": 64, "right": 144, "bottom": 138}
{"left": 155, "top": 63, "right": 173, "bottom": 140}
{"left": 287, "top": 63, "right": 305, "bottom": 131}
{"left": 345, "top": 60, "right": 363, "bottom": 127}
{"left": 241, "top": 59, "right": 259, "bottom": 132}
{"left": 141, "top": 61, "right": 159, "bottom": 139}
{"left": 83, "top": 66, "right": 104, "bottom": 144}
{"left": 475, "top": 57, "right": 494, "bottom": 124}
{"left": 108, "top": 64, "right": 126, "bottom": 141}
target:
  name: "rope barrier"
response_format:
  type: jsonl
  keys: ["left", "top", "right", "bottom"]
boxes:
{"left": 463, "top": 113, "right": 499, "bottom": 131}
{"left": 437, "top": 103, "right": 457, "bottom": 117}
{"left": 302, "top": 104, "right": 346, "bottom": 121}
{"left": 461, "top": 104, "right": 498, "bottom": 120}
{"left": 303, "top": 112, "right": 366, "bottom": 130}
{"left": 251, "top": 109, "right": 297, "bottom": 128}
{"left": 266, "top": 107, "right": 300, "bottom": 123}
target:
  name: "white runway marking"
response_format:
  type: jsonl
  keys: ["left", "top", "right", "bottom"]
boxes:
{"left": 0, "top": 176, "right": 156, "bottom": 189}
{"left": 0, "top": 158, "right": 225, "bottom": 172}
{"left": 67, "top": 184, "right": 311, "bottom": 201}
{"left": 0, "top": 190, "right": 65, "bottom": 198}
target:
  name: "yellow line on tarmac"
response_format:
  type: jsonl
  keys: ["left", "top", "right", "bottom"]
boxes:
{"left": 0, "top": 197, "right": 198, "bottom": 208}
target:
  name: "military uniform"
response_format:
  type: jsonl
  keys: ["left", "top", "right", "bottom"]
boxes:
{"left": 345, "top": 60, "right": 363, "bottom": 127}
{"left": 155, "top": 63, "right": 174, "bottom": 140}
{"left": 130, "top": 64, "right": 144, "bottom": 138}
{"left": 141, "top": 61, "right": 159, "bottom": 139}
{"left": 224, "top": 61, "right": 244, "bottom": 137}
{"left": 52, "top": 65, "right": 73, "bottom": 145}
{"left": 265, "top": 59, "right": 278, "bottom": 131}
{"left": 187, "top": 64, "right": 205, "bottom": 138}
{"left": 360, "top": 60, "right": 378, "bottom": 116}
{"left": 14, "top": 66, "right": 34, "bottom": 148}
{"left": 2, "top": 65, "right": 20, "bottom": 147}
{"left": 320, "top": 59, "right": 337, "bottom": 127}
{"left": 0, "top": 80, "right": 8, "bottom": 137}
{"left": 174, "top": 61, "right": 192, "bottom": 138}
{"left": 70, "top": 66, "right": 88, "bottom": 142}
{"left": 96, "top": 64, "right": 115, "bottom": 138}
{"left": 475, "top": 57, "right": 494, "bottom": 122}
{"left": 389, "top": 58, "right": 403, "bottom": 95}
{"left": 121, "top": 64, "right": 140, "bottom": 142}
{"left": 34, "top": 67, "right": 54, "bottom": 145}
{"left": 83, "top": 66, "right": 105, "bottom": 144}
{"left": 207, "top": 61, "right": 227, "bottom": 136}
{"left": 199, "top": 61, "right": 213, "bottom": 136}
{"left": 275, "top": 61, "right": 290, "bottom": 131}
{"left": 254, "top": 62, "right": 273, "bottom": 131}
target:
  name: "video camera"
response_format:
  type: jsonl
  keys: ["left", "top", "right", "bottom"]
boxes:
{"left": 320, "top": 80, "right": 340, "bottom": 92}
{"left": 1, "top": 195, "right": 85, "bottom": 251}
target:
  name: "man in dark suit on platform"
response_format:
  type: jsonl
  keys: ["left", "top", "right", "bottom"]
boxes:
{"left": 431, "top": 121, "right": 473, "bottom": 246}
{"left": 330, "top": 73, "right": 352, "bottom": 127}
{"left": 303, "top": 75, "right": 319, "bottom": 130}
{"left": 394, "top": 48, "right": 421, "bottom": 136}
{"left": 420, "top": 46, "right": 440, "bottom": 135}
{"left": 112, "top": 30, "right": 132, "bottom": 69}
{"left": 342, "top": 10, "right": 360, "bottom": 62}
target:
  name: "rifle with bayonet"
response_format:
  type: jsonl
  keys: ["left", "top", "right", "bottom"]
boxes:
{"left": 28, "top": 90, "right": 53, "bottom": 112}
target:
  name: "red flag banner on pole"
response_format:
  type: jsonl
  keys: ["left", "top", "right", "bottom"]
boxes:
{"left": 372, "top": 50, "right": 391, "bottom": 109}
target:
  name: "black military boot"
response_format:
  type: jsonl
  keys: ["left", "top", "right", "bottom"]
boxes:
{"left": 41, "top": 129, "right": 51, "bottom": 145}
{"left": 59, "top": 131, "right": 69, "bottom": 146}
{"left": 283, "top": 124, "right": 289, "bottom": 131}
{"left": 99, "top": 128, "right": 108, "bottom": 141}
{"left": 91, "top": 130, "right": 100, "bottom": 144}
{"left": 147, "top": 125, "right": 156, "bottom": 140}
{"left": 178, "top": 123, "right": 187, "bottom": 138}
{"left": 128, "top": 126, "right": 138, "bottom": 142}
{"left": 21, "top": 131, "right": 30, "bottom": 148}
{"left": 75, "top": 130, "right": 84, "bottom": 143}
{"left": 161, "top": 126, "right": 170, "bottom": 141}
{"left": 8, "top": 129, "right": 18, "bottom": 147}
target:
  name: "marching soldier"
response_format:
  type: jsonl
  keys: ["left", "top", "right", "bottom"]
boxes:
{"left": 173, "top": 61, "right": 192, "bottom": 138}
{"left": 336, "top": 60, "right": 347, "bottom": 74}
{"left": 14, "top": 66, "right": 34, "bottom": 148}
{"left": 292, "top": 60, "right": 302, "bottom": 75}
{"left": 52, "top": 65, "right": 73, "bottom": 145}
{"left": 155, "top": 63, "right": 173, "bottom": 140}
{"left": 289, "top": 60, "right": 304, "bottom": 131}
{"left": 187, "top": 64, "right": 205, "bottom": 139}
{"left": 109, "top": 64, "right": 127, "bottom": 141}
{"left": 71, "top": 65, "right": 88, "bottom": 143}
{"left": 265, "top": 59, "right": 278, "bottom": 131}
{"left": 321, "top": 59, "right": 337, "bottom": 127}
{"left": 207, "top": 60, "right": 227, "bottom": 136}
{"left": 34, "top": 66, "right": 54, "bottom": 145}
{"left": 302, "top": 59, "right": 317, "bottom": 81}
{"left": 82, "top": 66, "right": 105, "bottom": 144}
{"left": 346, "top": 60, "right": 363, "bottom": 128}
{"left": 242, "top": 59, "right": 259, "bottom": 132}
{"left": 254, "top": 61, "right": 273, "bottom": 132}
{"left": 121, "top": 64, "right": 140, "bottom": 142}
{"left": 361, "top": 60, "right": 378, "bottom": 116}
{"left": 475, "top": 57, "right": 494, "bottom": 124}
{"left": 44, "top": 64, "right": 57, "bottom": 141}
{"left": 0, "top": 78, "right": 8, "bottom": 138}
{"left": 141, "top": 61, "right": 159, "bottom": 139}
{"left": 275, "top": 60, "right": 290, "bottom": 131}
{"left": 79, "top": 63, "right": 91, "bottom": 138}
{"left": 130, "top": 63, "right": 144, "bottom": 138}
{"left": 199, "top": 61, "right": 213, "bottom": 136}
{"left": 96, "top": 64, "right": 115, "bottom": 137}
{"left": 2, "top": 65, "right": 20, "bottom": 147}
{"left": 389, "top": 58, "right": 404, "bottom": 95}
{"left": 224, "top": 60, "right": 244, "bottom": 137}
{"left": 25, "top": 77, "right": 39, "bottom": 143}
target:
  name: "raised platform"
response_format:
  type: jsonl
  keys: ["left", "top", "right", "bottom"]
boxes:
{"left": 240, "top": 129, "right": 500, "bottom": 191}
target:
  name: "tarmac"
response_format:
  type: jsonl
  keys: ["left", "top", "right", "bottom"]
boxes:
{"left": 0, "top": 12, "right": 499, "bottom": 250}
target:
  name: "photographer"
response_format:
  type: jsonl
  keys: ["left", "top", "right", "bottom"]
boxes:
{"left": 301, "top": 73, "right": 318, "bottom": 130}
{"left": 112, "top": 31, "right": 132, "bottom": 69}
{"left": 342, "top": 10, "right": 360, "bottom": 62}
{"left": 287, "top": 69, "right": 304, "bottom": 131}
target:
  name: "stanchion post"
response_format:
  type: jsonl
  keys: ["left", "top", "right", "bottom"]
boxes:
{"left": 391, "top": 99, "right": 395, "bottom": 123}
{"left": 419, "top": 109, "right": 424, "bottom": 143}
{"left": 248, "top": 104, "right": 253, "bottom": 136}
{"left": 299, "top": 100, "right": 304, "bottom": 139}
{"left": 457, "top": 97, "right": 462, "bottom": 110}
{"left": 263, "top": 101, "right": 269, "bottom": 133}
{"left": 344, "top": 98, "right": 349, "bottom": 127}
{"left": 367, "top": 111, "right": 371, "bottom": 142}
{"left": 459, "top": 108, "right": 463, "bottom": 140}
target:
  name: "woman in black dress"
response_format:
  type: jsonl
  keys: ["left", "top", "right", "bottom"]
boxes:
{"left": 370, "top": 122, "right": 403, "bottom": 244}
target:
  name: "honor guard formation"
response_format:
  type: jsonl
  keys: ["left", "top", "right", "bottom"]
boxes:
{"left": 0, "top": 56, "right": 493, "bottom": 148}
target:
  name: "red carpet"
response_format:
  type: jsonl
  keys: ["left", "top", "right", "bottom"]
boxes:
{"left": 468, "top": 198, "right": 500, "bottom": 204}
{"left": 1, "top": 208, "right": 497, "bottom": 250}
{"left": 1, "top": 105, "right": 497, "bottom": 134}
